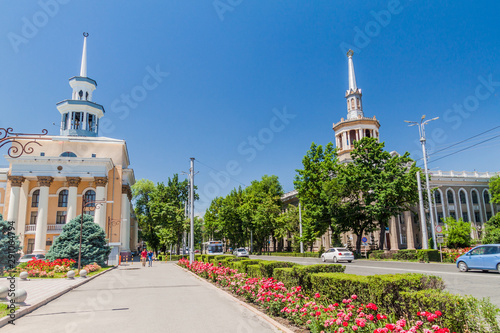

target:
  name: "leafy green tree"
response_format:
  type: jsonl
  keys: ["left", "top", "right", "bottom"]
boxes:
{"left": 131, "top": 179, "right": 158, "bottom": 251}
{"left": 0, "top": 214, "right": 21, "bottom": 274}
{"left": 484, "top": 176, "right": 500, "bottom": 244}
{"left": 490, "top": 175, "right": 500, "bottom": 204}
{"left": 46, "top": 214, "right": 111, "bottom": 266}
{"left": 443, "top": 217, "right": 471, "bottom": 249}
{"left": 185, "top": 216, "right": 204, "bottom": 249}
{"left": 204, "top": 197, "right": 224, "bottom": 241}
{"left": 219, "top": 187, "right": 247, "bottom": 249}
{"left": 294, "top": 142, "right": 338, "bottom": 243}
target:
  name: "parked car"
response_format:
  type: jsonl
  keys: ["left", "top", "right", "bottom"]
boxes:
{"left": 19, "top": 254, "right": 45, "bottom": 263}
{"left": 321, "top": 248, "right": 354, "bottom": 263}
{"left": 456, "top": 244, "right": 500, "bottom": 273}
{"left": 233, "top": 248, "right": 249, "bottom": 258}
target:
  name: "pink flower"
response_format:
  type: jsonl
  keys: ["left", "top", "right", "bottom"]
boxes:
{"left": 351, "top": 294, "right": 357, "bottom": 300}
{"left": 314, "top": 293, "right": 321, "bottom": 298}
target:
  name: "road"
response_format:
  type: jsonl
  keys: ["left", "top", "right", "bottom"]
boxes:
{"left": 250, "top": 255, "right": 500, "bottom": 307}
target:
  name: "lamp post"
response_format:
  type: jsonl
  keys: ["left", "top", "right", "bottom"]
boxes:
{"left": 79, "top": 198, "right": 108, "bottom": 270}
{"left": 404, "top": 115, "right": 439, "bottom": 249}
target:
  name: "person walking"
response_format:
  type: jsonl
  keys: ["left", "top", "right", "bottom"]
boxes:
{"left": 141, "top": 248, "right": 147, "bottom": 267}
{"left": 147, "top": 250, "right": 154, "bottom": 267}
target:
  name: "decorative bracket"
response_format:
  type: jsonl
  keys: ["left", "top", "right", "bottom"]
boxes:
{"left": 0, "top": 128, "right": 49, "bottom": 158}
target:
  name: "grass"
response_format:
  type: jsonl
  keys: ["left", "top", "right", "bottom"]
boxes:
{"left": 0, "top": 303, "right": 18, "bottom": 319}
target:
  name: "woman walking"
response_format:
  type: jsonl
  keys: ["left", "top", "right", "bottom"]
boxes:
{"left": 141, "top": 248, "right": 147, "bottom": 267}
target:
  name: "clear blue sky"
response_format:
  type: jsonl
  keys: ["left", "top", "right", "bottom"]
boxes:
{"left": 1, "top": 1, "right": 499, "bottom": 214}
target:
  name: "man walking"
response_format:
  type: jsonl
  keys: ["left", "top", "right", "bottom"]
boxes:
{"left": 147, "top": 250, "right": 154, "bottom": 267}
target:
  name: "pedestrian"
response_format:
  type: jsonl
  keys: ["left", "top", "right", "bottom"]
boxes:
{"left": 141, "top": 248, "right": 147, "bottom": 267}
{"left": 147, "top": 250, "right": 154, "bottom": 267}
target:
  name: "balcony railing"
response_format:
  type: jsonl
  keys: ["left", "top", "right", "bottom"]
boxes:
{"left": 25, "top": 224, "right": 65, "bottom": 233}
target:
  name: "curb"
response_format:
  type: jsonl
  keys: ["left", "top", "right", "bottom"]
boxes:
{"left": 0, "top": 266, "right": 117, "bottom": 328}
{"left": 175, "top": 264, "right": 295, "bottom": 333}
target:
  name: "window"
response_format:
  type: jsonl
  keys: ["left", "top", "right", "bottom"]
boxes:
{"left": 470, "top": 247, "right": 485, "bottom": 256}
{"left": 472, "top": 191, "right": 479, "bottom": 204}
{"left": 462, "top": 212, "right": 469, "bottom": 222}
{"left": 357, "top": 99, "right": 361, "bottom": 108}
{"left": 437, "top": 212, "right": 444, "bottom": 223}
{"left": 92, "top": 154, "right": 96, "bottom": 158}
{"left": 459, "top": 191, "right": 466, "bottom": 204}
{"left": 484, "top": 191, "right": 490, "bottom": 204}
{"left": 434, "top": 191, "right": 442, "bottom": 204}
{"left": 84, "top": 190, "right": 96, "bottom": 216}
{"left": 56, "top": 211, "right": 67, "bottom": 224}
{"left": 30, "top": 211, "right": 38, "bottom": 225}
{"left": 27, "top": 239, "right": 35, "bottom": 254}
{"left": 62, "top": 113, "right": 69, "bottom": 130}
{"left": 31, "top": 190, "right": 40, "bottom": 208}
{"left": 78, "top": 90, "right": 83, "bottom": 99}
{"left": 447, "top": 190, "right": 454, "bottom": 204}
{"left": 40, "top": 152, "right": 45, "bottom": 156}
{"left": 449, "top": 211, "right": 456, "bottom": 219}
{"left": 486, "top": 212, "right": 492, "bottom": 221}
{"left": 60, "top": 151, "right": 77, "bottom": 157}
{"left": 71, "top": 112, "right": 84, "bottom": 130}
{"left": 58, "top": 190, "right": 68, "bottom": 207}
{"left": 87, "top": 113, "right": 97, "bottom": 132}
{"left": 474, "top": 211, "right": 481, "bottom": 223}
{"left": 365, "top": 129, "right": 371, "bottom": 138}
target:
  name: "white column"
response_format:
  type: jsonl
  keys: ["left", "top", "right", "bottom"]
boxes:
{"left": 405, "top": 211, "right": 415, "bottom": 250}
{"left": 7, "top": 176, "right": 24, "bottom": 236}
{"left": 389, "top": 216, "right": 399, "bottom": 251}
{"left": 17, "top": 181, "right": 29, "bottom": 250}
{"left": 342, "top": 132, "right": 348, "bottom": 148}
{"left": 94, "top": 177, "right": 108, "bottom": 230}
{"left": 120, "top": 185, "right": 131, "bottom": 252}
{"left": 358, "top": 129, "right": 363, "bottom": 140}
{"left": 66, "top": 177, "right": 81, "bottom": 221}
{"left": 34, "top": 177, "right": 53, "bottom": 254}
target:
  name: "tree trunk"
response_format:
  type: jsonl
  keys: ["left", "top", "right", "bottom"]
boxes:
{"left": 355, "top": 230, "right": 364, "bottom": 254}
{"left": 379, "top": 226, "right": 386, "bottom": 250}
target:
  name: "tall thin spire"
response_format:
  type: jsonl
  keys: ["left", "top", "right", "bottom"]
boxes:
{"left": 347, "top": 49, "right": 357, "bottom": 92}
{"left": 80, "top": 32, "right": 89, "bottom": 77}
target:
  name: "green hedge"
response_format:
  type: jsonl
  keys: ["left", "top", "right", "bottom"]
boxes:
{"left": 416, "top": 249, "right": 441, "bottom": 262}
{"left": 165, "top": 255, "right": 189, "bottom": 261}
{"left": 247, "top": 264, "right": 261, "bottom": 277}
{"left": 393, "top": 249, "right": 418, "bottom": 261}
{"left": 258, "top": 261, "right": 297, "bottom": 278}
{"left": 399, "top": 289, "right": 500, "bottom": 333}
{"left": 369, "top": 250, "right": 392, "bottom": 260}
{"left": 274, "top": 264, "right": 346, "bottom": 289}
{"left": 237, "top": 260, "right": 262, "bottom": 273}
{"left": 256, "top": 252, "right": 320, "bottom": 258}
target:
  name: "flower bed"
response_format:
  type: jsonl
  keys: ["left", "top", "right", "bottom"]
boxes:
{"left": 179, "top": 259, "right": 453, "bottom": 333}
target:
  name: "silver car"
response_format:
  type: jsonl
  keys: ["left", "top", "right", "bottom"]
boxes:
{"left": 321, "top": 248, "right": 354, "bottom": 263}
{"left": 19, "top": 254, "right": 45, "bottom": 263}
{"left": 233, "top": 248, "right": 249, "bottom": 258}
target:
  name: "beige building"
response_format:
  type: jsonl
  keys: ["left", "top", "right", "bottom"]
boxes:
{"left": 0, "top": 34, "right": 137, "bottom": 261}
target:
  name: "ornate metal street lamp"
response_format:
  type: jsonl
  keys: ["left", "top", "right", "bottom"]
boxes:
{"left": 79, "top": 198, "right": 108, "bottom": 270}
{"left": 0, "top": 127, "right": 49, "bottom": 158}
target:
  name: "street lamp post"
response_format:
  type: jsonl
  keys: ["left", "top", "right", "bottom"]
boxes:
{"left": 404, "top": 115, "right": 439, "bottom": 249}
{"left": 79, "top": 198, "right": 108, "bottom": 270}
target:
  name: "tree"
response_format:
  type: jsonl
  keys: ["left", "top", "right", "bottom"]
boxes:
{"left": 294, "top": 142, "right": 338, "bottom": 242}
{"left": 442, "top": 217, "right": 471, "bottom": 249}
{"left": 490, "top": 175, "right": 500, "bottom": 204}
{"left": 0, "top": 214, "right": 21, "bottom": 274}
{"left": 46, "top": 214, "right": 111, "bottom": 266}
{"left": 131, "top": 179, "right": 158, "bottom": 251}
{"left": 204, "top": 197, "right": 224, "bottom": 241}
{"left": 483, "top": 214, "right": 500, "bottom": 244}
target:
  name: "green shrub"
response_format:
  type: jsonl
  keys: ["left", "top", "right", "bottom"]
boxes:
{"left": 238, "top": 260, "right": 262, "bottom": 273}
{"left": 273, "top": 268, "right": 297, "bottom": 287}
{"left": 369, "top": 250, "right": 394, "bottom": 260}
{"left": 310, "top": 273, "right": 370, "bottom": 301}
{"left": 393, "top": 249, "right": 418, "bottom": 261}
{"left": 258, "top": 261, "right": 296, "bottom": 278}
{"left": 166, "top": 254, "right": 189, "bottom": 261}
{"left": 205, "top": 255, "right": 215, "bottom": 263}
{"left": 293, "top": 264, "right": 346, "bottom": 290}
{"left": 247, "top": 264, "right": 261, "bottom": 277}
{"left": 400, "top": 289, "right": 500, "bottom": 333}
{"left": 416, "top": 249, "right": 440, "bottom": 262}
{"left": 443, "top": 217, "right": 472, "bottom": 248}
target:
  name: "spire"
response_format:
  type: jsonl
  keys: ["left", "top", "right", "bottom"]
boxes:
{"left": 80, "top": 32, "right": 88, "bottom": 77}
{"left": 347, "top": 49, "right": 357, "bottom": 92}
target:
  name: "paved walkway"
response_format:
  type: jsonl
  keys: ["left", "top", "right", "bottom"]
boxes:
{"left": 1, "top": 262, "right": 283, "bottom": 333}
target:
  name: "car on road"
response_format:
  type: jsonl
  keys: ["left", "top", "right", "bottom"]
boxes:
{"left": 321, "top": 248, "right": 354, "bottom": 263}
{"left": 233, "top": 248, "right": 249, "bottom": 258}
{"left": 19, "top": 254, "right": 46, "bottom": 263}
{"left": 456, "top": 244, "right": 500, "bottom": 273}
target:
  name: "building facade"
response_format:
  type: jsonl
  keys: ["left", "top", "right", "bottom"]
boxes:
{"left": 0, "top": 34, "right": 137, "bottom": 261}
{"left": 281, "top": 51, "right": 499, "bottom": 251}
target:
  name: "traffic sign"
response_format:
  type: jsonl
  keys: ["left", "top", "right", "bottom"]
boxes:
{"left": 435, "top": 225, "right": 443, "bottom": 233}
{"left": 437, "top": 237, "right": 444, "bottom": 244}
{"left": 362, "top": 237, "right": 368, "bottom": 243}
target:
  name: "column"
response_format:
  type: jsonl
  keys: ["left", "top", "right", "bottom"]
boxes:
{"left": 120, "top": 185, "right": 131, "bottom": 252}
{"left": 17, "top": 181, "right": 29, "bottom": 250}
{"left": 66, "top": 177, "right": 81, "bottom": 221}
{"left": 358, "top": 129, "right": 363, "bottom": 140}
{"left": 342, "top": 132, "right": 348, "bottom": 149}
{"left": 94, "top": 177, "right": 108, "bottom": 230}
{"left": 33, "top": 176, "right": 53, "bottom": 254}
{"left": 405, "top": 211, "right": 415, "bottom": 250}
{"left": 389, "top": 216, "right": 399, "bottom": 251}
{"left": 7, "top": 176, "right": 25, "bottom": 235}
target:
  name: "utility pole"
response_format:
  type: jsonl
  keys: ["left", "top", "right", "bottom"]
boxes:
{"left": 416, "top": 171, "right": 429, "bottom": 249}
{"left": 299, "top": 201, "right": 304, "bottom": 253}
{"left": 189, "top": 158, "right": 195, "bottom": 264}
{"left": 405, "top": 115, "right": 438, "bottom": 249}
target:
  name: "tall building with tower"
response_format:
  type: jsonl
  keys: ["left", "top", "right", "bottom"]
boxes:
{"left": 0, "top": 34, "right": 137, "bottom": 262}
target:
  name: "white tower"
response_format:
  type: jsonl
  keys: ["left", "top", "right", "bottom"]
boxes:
{"left": 333, "top": 50, "right": 380, "bottom": 161}
{"left": 57, "top": 33, "right": 105, "bottom": 137}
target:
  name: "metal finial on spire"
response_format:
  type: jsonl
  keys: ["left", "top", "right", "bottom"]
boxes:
{"left": 347, "top": 49, "right": 357, "bottom": 92}
{"left": 80, "top": 32, "right": 88, "bottom": 77}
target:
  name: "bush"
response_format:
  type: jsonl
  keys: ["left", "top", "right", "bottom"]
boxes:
{"left": 258, "top": 260, "right": 297, "bottom": 278}
{"left": 369, "top": 250, "right": 394, "bottom": 260}
{"left": 246, "top": 264, "right": 261, "bottom": 277}
{"left": 400, "top": 289, "right": 500, "bottom": 333}
{"left": 237, "top": 260, "right": 262, "bottom": 273}
{"left": 416, "top": 249, "right": 441, "bottom": 262}
{"left": 483, "top": 213, "right": 500, "bottom": 244}
{"left": 443, "top": 217, "right": 472, "bottom": 248}
{"left": 310, "top": 273, "right": 370, "bottom": 301}
{"left": 46, "top": 214, "right": 111, "bottom": 266}
{"left": 393, "top": 249, "right": 418, "bottom": 261}
{"left": 273, "top": 267, "right": 297, "bottom": 287}
{"left": 292, "top": 264, "right": 345, "bottom": 290}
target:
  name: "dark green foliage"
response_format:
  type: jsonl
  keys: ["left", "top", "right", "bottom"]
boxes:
{"left": 369, "top": 250, "right": 393, "bottom": 260}
{"left": 258, "top": 260, "right": 297, "bottom": 278}
{"left": 205, "top": 255, "right": 215, "bottom": 263}
{"left": 273, "top": 268, "right": 297, "bottom": 287}
{"left": 247, "top": 264, "right": 261, "bottom": 277}
{"left": 237, "top": 259, "right": 262, "bottom": 273}
{"left": 274, "top": 264, "right": 346, "bottom": 289}
{"left": 165, "top": 254, "right": 189, "bottom": 261}
{"left": 46, "top": 214, "right": 111, "bottom": 266}
{"left": 399, "top": 289, "right": 500, "bottom": 333}
{"left": 310, "top": 273, "right": 370, "bottom": 301}
{"left": 0, "top": 215, "right": 22, "bottom": 273}
{"left": 483, "top": 213, "right": 500, "bottom": 244}
{"left": 443, "top": 217, "right": 471, "bottom": 248}
{"left": 393, "top": 249, "right": 418, "bottom": 261}
{"left": 416, "top": 249, "right": 440, "bottom": 262}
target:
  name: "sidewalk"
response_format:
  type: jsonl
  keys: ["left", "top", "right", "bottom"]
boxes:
{"left": 0, "top": 262, "right": 287, "bottom": 333}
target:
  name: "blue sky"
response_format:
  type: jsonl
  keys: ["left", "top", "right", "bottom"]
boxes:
{"left": 1, "top": 1, "right": 499, "bottom": 214}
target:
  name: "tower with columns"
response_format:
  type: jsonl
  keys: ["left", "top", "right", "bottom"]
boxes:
{"left": 333, "top": 50, "right": 381, "bottom": 162}
{"left": 0, "top": 34, "right": 137, "bottom": 261}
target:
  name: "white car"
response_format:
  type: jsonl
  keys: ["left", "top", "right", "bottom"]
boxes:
{"left": 321, "top": 248, "right": 354, "bottom": 263}
{"left": 233, "top": 248, "right": 249, "bottom": 258}
{"left": 19, "top": 254, "right": 45, "bottom": 263}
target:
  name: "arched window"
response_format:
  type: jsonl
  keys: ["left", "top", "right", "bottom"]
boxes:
{"left": 351, "top": 99, "right": 355, "bottom": 108}
{"left": 58, "top": 190, "right": 68, "bottom": 207}
{"left": 357, "top": 99, "right": 361, "bottom": 109}
{"left": 79, "top": 90, "right": 83, "bottom": 99}
{"left": 434, "top": 191, "right": 442, "bottom": 204}
{"left": 472, "top": 191, "right": 479, "bottom": 204}
{"left": 60, "top": 151, "right": 77, "bottom": 157}
{"left": 85, "top": 92, "right": 89, "bottom": 100}
{"left": 447, "top": 190, "right": 454, "bottom": 204}
{"left": 459, "top": 191, "right": 466, "bottom": 204}
{"left": 84, "top": 190, "right": 96, "bottom": 216}
{"left": 347, "top": 100, "right": 350, "bottom": 110}
{"left": 365, "top": 129, "right": 371, "bottom": 138}
{"left": 484, "top": 191, "right": 490, "bottom": 204}
{"left": 31, "top": 190, "right": 40, "bottom": 208}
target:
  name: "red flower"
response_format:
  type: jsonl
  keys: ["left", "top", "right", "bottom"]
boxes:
{"left": 386, "top": 323, "right": 396, "bottom": 331}
{"left": 342, "top": 322, "right": 348, "bottom": 327}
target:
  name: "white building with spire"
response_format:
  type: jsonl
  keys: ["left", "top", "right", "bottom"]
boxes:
{"left": 0, "top": 34, "right": 138, "bottom": 261}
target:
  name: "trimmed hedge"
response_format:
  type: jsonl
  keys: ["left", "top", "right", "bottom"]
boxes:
{"left": 393, "top": 249, "right": 418, "bottom": 261}
{"left": 247, "top": 264, "right": 261, "bottom": 277}
{"left": 258, "top": 261, "right": 297, "bottom": 278}
{"left": 416, "top": 249, "right": 440, "bottom": 262}
{"left": 236, "top": 260, "right": 262, "bottom": 273}
{"left": 274, "top": 264, "right": 346, "bottom": 289}
{"left": 257, "top": 252, "right": 320, "bottom": 258}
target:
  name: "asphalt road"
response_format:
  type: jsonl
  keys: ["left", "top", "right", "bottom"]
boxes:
{"left": 250, "top": 255, "right": 500, "bottom": 307}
